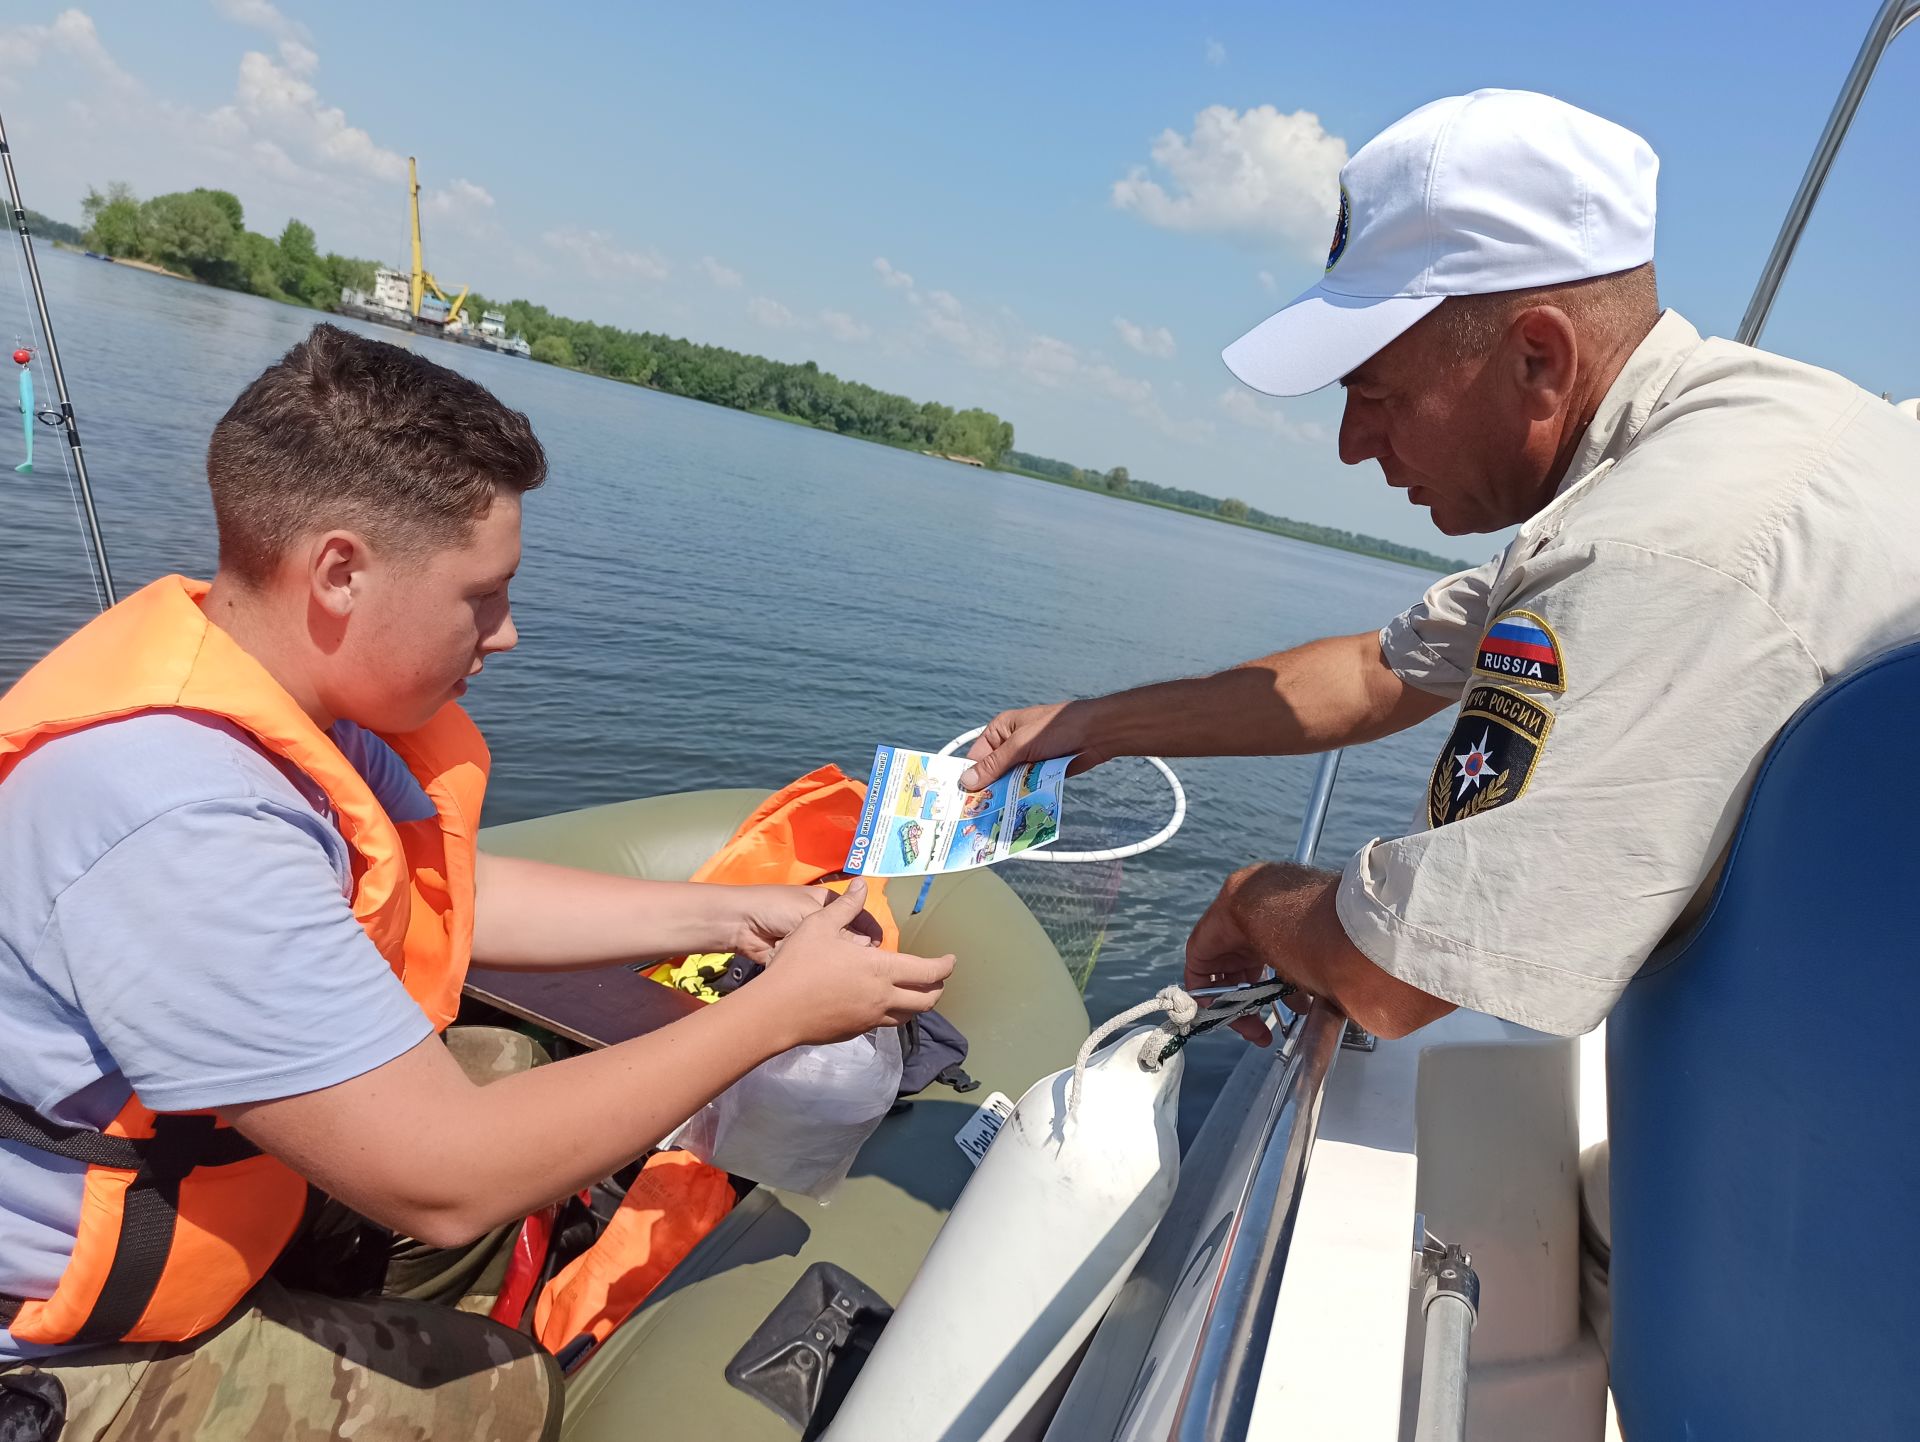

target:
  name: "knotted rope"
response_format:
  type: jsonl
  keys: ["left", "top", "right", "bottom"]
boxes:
{"left": 1066, "top": 979, "right": 1296, "bottom": 1113}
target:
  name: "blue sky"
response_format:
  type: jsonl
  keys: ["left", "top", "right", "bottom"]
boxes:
{"left": 3, "top": 1, "right": 1915, "bottom": 549}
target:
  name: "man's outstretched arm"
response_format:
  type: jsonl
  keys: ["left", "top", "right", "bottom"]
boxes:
{"left": 961, "top": 631, "right": 1451, "bottom": 789}
{"left": 1184, "top": 862, "right": 1455, "bottom": 1044}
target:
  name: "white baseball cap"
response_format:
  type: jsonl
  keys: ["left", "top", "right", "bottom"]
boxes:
{"left": 1222, "top": 88, "right": 1658, "bottom": 397}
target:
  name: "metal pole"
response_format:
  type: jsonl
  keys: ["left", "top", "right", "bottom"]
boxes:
{"left": 0, "top": 110, "right": 117, "bottom": 607}
{"left": 1735, "top": 0, "right": 1920, "bottom": 345}
{"left": 1172, "top": 998, "right": 1344, "bottom": 1442}
{"left": 1292, "top": 749, "right": 1344, "bottom": 866}
{"left": 1412, "top": 1238, "right": 1481, "bottom": 1442}
{"left": 1413, "top": 1295, "right": 1476, "bottom": 1442}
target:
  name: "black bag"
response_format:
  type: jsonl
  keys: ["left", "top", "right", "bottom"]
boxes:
{"left": 0, "top": 1369, "right": 65, "bottom": 1442}
{"left": 897, "top": 1010, "right": 977, "bottom": 1097}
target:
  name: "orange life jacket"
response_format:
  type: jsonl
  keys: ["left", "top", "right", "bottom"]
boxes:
{"left": 537, "top": 769, "right": 893, "bottom": 1360}
{"left": 0, "top": 575, "right": 488, "bottom": 1346}
{"left": 647, "top": 764, "right": 901, "bottom": 999}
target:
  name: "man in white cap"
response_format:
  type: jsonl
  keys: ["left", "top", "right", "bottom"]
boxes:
{"left": 961, "top": 87, "right": 1920, "bottom": 1338}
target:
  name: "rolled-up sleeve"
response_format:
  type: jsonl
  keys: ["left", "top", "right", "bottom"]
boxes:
{"left": 1339, "top": 540, "right": 1820, "bottom": 1036}
{"left": 1379, "top": 553, "right": 1503, "bottom": 698}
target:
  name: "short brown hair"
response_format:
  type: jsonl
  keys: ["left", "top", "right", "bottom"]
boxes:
{"left": 207, "top": 324, "right": 546, "bottom": 584}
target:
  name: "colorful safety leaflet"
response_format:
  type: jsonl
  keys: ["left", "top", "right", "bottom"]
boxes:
{"left": 845, "top": 746, "right": 1070, "bottom": 877}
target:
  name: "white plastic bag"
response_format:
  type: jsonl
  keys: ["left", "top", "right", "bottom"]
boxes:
{"left": 672, "top": 1026, "right": 902, "bottom": 1200}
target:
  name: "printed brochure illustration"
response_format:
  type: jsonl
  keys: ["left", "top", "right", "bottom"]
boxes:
{"left": 845, "top": 746, "right": 1071, "bottom": 877}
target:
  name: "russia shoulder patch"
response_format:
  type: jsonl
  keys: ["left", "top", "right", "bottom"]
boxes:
{"left": 1427, "top": 685, "right": 1554, "bottom": 829}
{"left": 1473, "top": 609, "right": 1565, "bottom": 691}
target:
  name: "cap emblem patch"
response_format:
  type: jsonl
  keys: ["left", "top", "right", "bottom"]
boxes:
{"left": 1325, "top": 185, "right": 1351, "bottom": 272}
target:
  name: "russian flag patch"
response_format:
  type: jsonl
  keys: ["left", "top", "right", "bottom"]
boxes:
{"left": 1473, "top": 609, "right": 1564, "bottom": 691}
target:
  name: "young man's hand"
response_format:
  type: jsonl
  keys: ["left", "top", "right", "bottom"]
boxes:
{"left": 749, "top": 880, "right": 954, "bottom": 1045}
{"left": 728, "top": 883, "right": 883, "bottom": 964}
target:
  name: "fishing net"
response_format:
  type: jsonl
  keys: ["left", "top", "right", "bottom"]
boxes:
{"left": 934, "top": 731, "right": 1185, "bottom": 994}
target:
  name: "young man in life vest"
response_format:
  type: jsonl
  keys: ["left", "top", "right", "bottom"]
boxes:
{"left": 0, "top": 323, "right": 954, "bottom": 1440}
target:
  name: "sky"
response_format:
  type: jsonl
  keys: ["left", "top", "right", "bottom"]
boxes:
{"left": 2, "top": 1, "right": 1915, "bottom": 550}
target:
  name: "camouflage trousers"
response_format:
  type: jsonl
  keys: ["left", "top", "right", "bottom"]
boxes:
{"left": 2, "top": 1027, "right": 563, "bottom": 1441}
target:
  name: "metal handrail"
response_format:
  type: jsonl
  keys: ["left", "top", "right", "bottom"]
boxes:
{"left": 1736, "top": 0, "right": 1920, "bottom": 345}
{"left": 1164, "top": 749, "right": 1346, "bottom": 1441}
{"left": 1172, "top": 999, "right": 1344, "bottom": 1440}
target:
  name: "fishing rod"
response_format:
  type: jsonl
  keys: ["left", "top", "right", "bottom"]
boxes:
{"left": 0, "top": 109, "right": 117, "bottom": 608}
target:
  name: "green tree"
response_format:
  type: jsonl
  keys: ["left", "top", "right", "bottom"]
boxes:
{"left": 231, "top": 230, "right": 287, "bottom": 299}
{"left": 322, "top": 252, "right": 377, "bottom": 298}
{"left": 141, "top": 189, "right": 241, "bottom": 281}
{"left": 1218, "top": 497, "right": 1250, "bottom": 521}
{"left": 81, "top": 182, "right": 145, "bottom": 258}
{"left": 278, "top": 218, "right": 318, "bottom": 270}
{"left": 274, "top": 220, "right": 339, "bottom": 307}
{"left": 1105, "top": 466, "right": 1130, "bottom": 494}
{"left": 531, "top": 334, "right": 577, "bottom": 367}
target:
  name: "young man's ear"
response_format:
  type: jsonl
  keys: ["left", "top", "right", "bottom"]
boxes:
{"left": 309, "top": 532, "right": 367, "bottom": 619}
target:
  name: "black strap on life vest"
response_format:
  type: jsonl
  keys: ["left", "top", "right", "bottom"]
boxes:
{"left": 0, "top": 1093, "right": 263, "bottom": 1342}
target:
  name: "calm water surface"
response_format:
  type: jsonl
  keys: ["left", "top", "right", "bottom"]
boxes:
{"left": 1, "top": 251, "right": 1458, "bottom": 1128}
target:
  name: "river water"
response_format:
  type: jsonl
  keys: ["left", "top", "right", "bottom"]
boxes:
{"left": 1, "top": 249, "right": 1457, "bottom": 1129}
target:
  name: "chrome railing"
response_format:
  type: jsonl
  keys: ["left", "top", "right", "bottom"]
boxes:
{"left": 1736, "top": 0, "right": 1920, "bottom": 345}
{"left": 1171, "top": 997, "right": 1344, "bottom": 1440}
{"left": 1042, "top": 750, "right": 1349, "bottom": 1442}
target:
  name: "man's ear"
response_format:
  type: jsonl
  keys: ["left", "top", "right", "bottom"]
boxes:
{"left": 1507, "top": 306, "right": 1579, "bottom": 422}
{"left": 308, "top": 531, "right": 367, "bottom": 620}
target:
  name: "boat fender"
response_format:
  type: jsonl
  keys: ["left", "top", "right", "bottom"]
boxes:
{"left": 821, "top": 1024, "right": 1184, "bottom": 1442}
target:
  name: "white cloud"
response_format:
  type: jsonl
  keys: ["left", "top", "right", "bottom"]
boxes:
{"left": 1205, "top": 38, "right": 1227, "bottom": 66}
{"left": 1113, "top": 104, "right": 1348, "bottom": 258}
{"left": 871, "top": 261, "right": 1209, "bottom": 443}
{"left": 211, "top": 41, "right": 409, "bottom": 183}
{"left": 1113, "top": 316, "right": 1176, "bottom": 359}
{"left": 1218, "top": 387, "right": 1328, "bottom": 444}
{"left": 699, "top": 255, "right": 744, "bottom": 289}
{"left": 1258, "top": 269, "right": 1278, "bottom": 295}
{"left": 212, "top": 0, "right": 312, "bottom": 45}
{"left": 818, "top": 309, "right": 871, "bottom": 342}
{"left": 426, "top": 177, "right": 495, "bottom": 216}
{"left": 1021, "top": 335, "right": 1080, "bottom": 388}
{"left": 542, "top": 227, "right": 670, "bottom": 281}
{"left": 748, "top": 296, "right": 799, "bottom": 328}
{"left": 0, "top": 9, "right": 135, "bottom": 89}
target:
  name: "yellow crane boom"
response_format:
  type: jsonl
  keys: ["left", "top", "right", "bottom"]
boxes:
{"left": 407, "top": 156, "right": 470, "bottom": 326}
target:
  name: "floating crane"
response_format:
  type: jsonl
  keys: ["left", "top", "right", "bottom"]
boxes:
{"left": 408, "top": 157, "right": 470, "bottom": 329}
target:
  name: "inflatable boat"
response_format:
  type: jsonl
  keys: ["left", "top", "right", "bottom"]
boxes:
{"left": 474, "top": 787, "right": 1093, "bottom": 1440}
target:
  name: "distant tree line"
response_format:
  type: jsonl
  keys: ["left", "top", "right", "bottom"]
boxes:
{"left": 77, "top": 183, "right": 378, "bottom": 311}
{"left": 463, "top": 290, "right": 1014, "bottom": 463}
{"left": 55, "top": 180, "right": 1456, "bottom": 563}
{"left": 13, "top": 207, "right": 85, "bottom": 247}
{"left": 1003, "top": 450, "right": 1467, "bottom": 572}
{"left": 68, "top": 179, "right": 1015, "bottom": 465}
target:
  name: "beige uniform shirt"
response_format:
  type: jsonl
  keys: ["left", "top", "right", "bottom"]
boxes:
{"left": 1337, "top": 311, "right": 1920, "bottom": 1035}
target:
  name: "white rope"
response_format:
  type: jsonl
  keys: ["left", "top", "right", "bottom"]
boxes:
{"left": 1067, "top": 985, "right": 1197, "bottom": 1114}
{"left": 1065, "top": 978, "right": 1298, "bottom": 1114}
{"left": 937, "top": 726, "right": 1186, "bottom": 864}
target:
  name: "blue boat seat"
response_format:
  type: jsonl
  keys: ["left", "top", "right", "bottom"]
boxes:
{"left": 1608, "top": 641, "right": 1920, "bottom": 1440}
